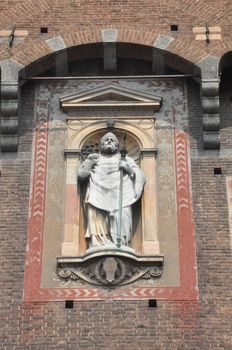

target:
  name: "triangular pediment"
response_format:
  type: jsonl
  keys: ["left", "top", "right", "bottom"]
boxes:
{"left": 60, "top": 84, "right": 162, "bottom": 110}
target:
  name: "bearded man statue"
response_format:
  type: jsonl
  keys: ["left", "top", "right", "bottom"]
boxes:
{"left": 78, "top": 132, "right": 146, "bottom": 250}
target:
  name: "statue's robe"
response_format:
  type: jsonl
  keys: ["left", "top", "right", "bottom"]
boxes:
{"left": 81, "top": 153, "right": 145, "bottom": 247}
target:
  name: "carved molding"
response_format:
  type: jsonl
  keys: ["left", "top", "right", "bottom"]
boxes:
{"left": 0, "top": 59, "right": 24, "bottom": 152}
{"left": 64, "top": 149, "right": 82, "bottom": 158}
{"left": 67, "top": 119, "right": 155, "bottom": 150}
{"left": 57, "top": 250, "right": 164, "bottom": 286}
{"left": 60, "top": 84, "right": 162, "bottom": 111}
{"left": 1, "top": 81, "right": 19, "bottom": 152}
{"left": 141, "top": 148, "right": 158, "bottom": 157}
{"left": 202, "top": 79, "right": 220, "bottom": 149}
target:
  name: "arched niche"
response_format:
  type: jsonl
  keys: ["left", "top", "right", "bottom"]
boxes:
{"left": 80, "top": 129, "right": 141, "bottom": 164}
{"left": 63, "top": 119, "right": 159, "bottom": 257}
{"left": 67, "top": 120, "right": 154, "bottom": 150}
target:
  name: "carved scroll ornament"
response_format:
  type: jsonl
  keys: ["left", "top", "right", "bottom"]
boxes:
{"left": 57, "top": 251, "right": 163, "bottom": 286}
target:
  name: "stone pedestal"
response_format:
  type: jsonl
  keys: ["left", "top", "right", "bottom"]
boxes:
{"left": 57, "top": 248, "right": 164, "bottom": 286}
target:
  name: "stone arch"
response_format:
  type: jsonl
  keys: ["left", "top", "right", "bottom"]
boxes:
{"left": 6, "top": 27, "right": 231, "bottom": 71}
{"left": 17, "top": 43, "right": 201, "bottom": 83}
{"left": 15, "top": 29, "right": 202, "bottom": 76}
{"left": 67, "top": 120, "right": 154, "bottom": 151}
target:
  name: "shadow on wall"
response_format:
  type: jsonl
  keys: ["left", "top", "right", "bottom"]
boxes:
{"left": 219, "top": 52, "right": 232, "bottom": 149}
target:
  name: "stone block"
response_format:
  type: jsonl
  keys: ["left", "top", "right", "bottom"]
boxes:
{"left": 46, "top": 36, "right": 66, "bottom": 52}
{"left": 153, "top": 35, "right": 174, "bottom": 49}
{"left": 101, "top": 29, "right": 117, "bottom": 42}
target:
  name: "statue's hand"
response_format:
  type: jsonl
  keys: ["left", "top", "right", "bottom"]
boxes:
{"left": 119, "top": 159, "right": 135, "bottom": 178}
{"left": 78, "top": 153, "right": 99, "bottom": 180}
{"left": 87, "top": 153, "right": 99, "bottom": 166}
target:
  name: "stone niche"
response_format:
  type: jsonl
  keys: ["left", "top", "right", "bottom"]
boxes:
{"left": 24, "top": 78, "right": 198, "bottom": 301}
{"left": 57, "top": 84, "right": 164, "bottom": 286}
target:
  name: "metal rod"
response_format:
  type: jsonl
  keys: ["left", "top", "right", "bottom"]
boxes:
{"left": 21, "top": 74, "right": 199, "bottom": 81}
{"left": 9, "top": 26, "right": 16, "bottom": 48}
{"left": 205, "top": 22, "right": 210, "bottom": 44}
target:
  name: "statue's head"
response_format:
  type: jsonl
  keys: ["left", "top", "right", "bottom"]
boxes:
{"left": 100, "top": 132, "right": 119, "bottom": 154}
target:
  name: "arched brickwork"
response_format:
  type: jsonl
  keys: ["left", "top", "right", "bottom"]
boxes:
{"left": 0, "top": 27, "right": 231, "bottom": 69}
{"left": 18, "top": 41, "right": 201, "bottom": 78}
{"left": 0, "top": 0, "right": 232, "bottom": 68}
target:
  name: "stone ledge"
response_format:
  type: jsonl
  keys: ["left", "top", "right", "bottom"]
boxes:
{"left": 57, "top": 249, "right": 164, "bottom": 286}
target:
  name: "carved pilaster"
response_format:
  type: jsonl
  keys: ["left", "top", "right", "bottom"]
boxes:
{"left": 62, "top": 152, "right": 81, "bottom": 256}
{"left": 1, "top": 81, "right": 19, "bottom": 151}
{"left": 202, "top": 79, "right": 220, "bottom": 149}
{"left": 140, "top": 148, "right": 159, "bottom": 255}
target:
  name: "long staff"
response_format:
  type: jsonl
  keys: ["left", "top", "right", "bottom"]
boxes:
{"left": 117, "top": 134, "right": 127, "bottom": 248}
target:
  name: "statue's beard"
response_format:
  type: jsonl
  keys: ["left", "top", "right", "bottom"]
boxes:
{"left": 102, "top": 143, "right": 117, "bottom": 154}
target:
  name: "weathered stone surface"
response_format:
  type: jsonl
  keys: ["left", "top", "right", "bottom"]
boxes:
{"left": 0, "top": 60, "right": 23, "bottom": 151}
{"left": 0, "top": 59, "right": 23, "bottom": 81}
{"left": 202, "top": 131, "right": 220, "bottom": 149}
{"left": 57, "top": 250, "right": 164, "bottom": 286}
{"left": 101, "top": 29, "right": 117, "bottom": 42}
{"left": 0, "top": 81, "right": 19, "bottom": 152}
{"left": 201, "top": 79, "right": 220, "bottom": 149}
{"left": 153, "top": 35, "right": 174, "bottom": 49}
{"left": 101, "top": 29, "right": 117, "bottom": 70}
{"left": 203, "top": 115, "right": 220, "bottom": 131}
{"left": 46, "top": 36, "right": 66, "bottom": 52}
{"left": 197, "top": 56, "right": 220, "bottom": 79}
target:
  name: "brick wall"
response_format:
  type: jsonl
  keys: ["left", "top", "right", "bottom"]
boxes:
{"left": 1, "top": 1, "right": 232, "bottom": 349}
{"left": 0, "top": 76, "right": 232, "bottom": 349}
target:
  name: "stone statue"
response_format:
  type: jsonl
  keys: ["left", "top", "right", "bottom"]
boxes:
{"left": 78, "top": 132, "right": 146, "bottom": 250}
